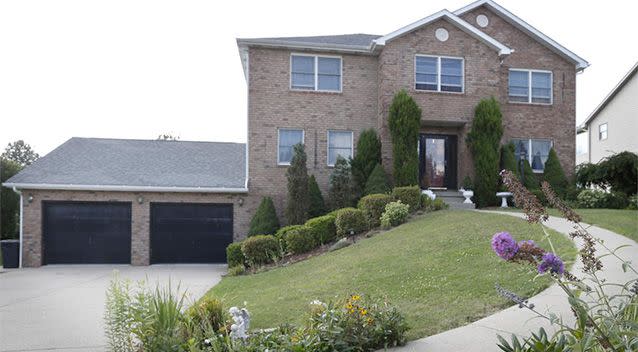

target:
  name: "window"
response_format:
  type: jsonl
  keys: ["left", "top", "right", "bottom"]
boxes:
{"left": 415, "top": 55, "right": 464, "bottom": 92}
{"left": 508, "top": 69, "right": 552, "bottom": 104}
{"left": 327, "top": 130, "right": 353, "bottom": 166}
{"left": 599, "top": 123, "right": 608, "bottom": 140}
{"left": 512, "top": 138, "right": 553, "bottom": 172}
{"left": 291, "top": 55, "right": 341, "bottom": 92}
{"left": 278, "top": 129, "right": 304, "bottom": 165}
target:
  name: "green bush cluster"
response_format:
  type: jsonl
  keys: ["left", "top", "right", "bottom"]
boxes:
{"left": 284, "top": 226, "right": 316, "bottom": 255}
{"left": 241, "top": 235, "right": 280, "bottom": 266}
{"left": 364, "top": 163, "right": 390, "bottom": 195}
{"left": 248, "top": 197, "right": 280, "bottom": 236}
{"left": 358, "top": 194, "right": 395, "bottom": 227}
{"left": 185, "top": 296, "right": 226, "bottom": 338}
{"left": 305, "top": 214, "right": 337, "bottom": 245}
{"left": 576, "top": 189, "right": 628, "bottom": 209}
{"left": 334, "top": 208, "right": 368, "bottom": 238}
{"left": 380, "top": 201, "right": 410, "bottom": 228}
{"left": 225, "top": 243, "right": 245, "bottom": 268}
{"left": 576, "top": 151, "right": 638, "bottom": 196}
{"left": 420, "top": 195, "right": 448, "bottom": 212}
{"left": 391, "top": 186, "right": 421, "bottom": 212}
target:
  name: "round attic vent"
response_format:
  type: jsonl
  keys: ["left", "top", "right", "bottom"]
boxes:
{"left": 476, "top": 14, "right": 489, "bottom": 27}
{"left": 435, "top": 28, "right": 449, "bottom": 42}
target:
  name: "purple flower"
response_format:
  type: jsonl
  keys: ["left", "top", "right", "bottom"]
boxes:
{"left": 491, "top": 232, "right": 519, "bottom": 260}
{"left": 538, "top": 252, "right": 564, "bottom": 275}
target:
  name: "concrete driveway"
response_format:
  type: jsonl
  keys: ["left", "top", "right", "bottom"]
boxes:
{"left": 0, "top": 264, "right": 226, "bottom": 352}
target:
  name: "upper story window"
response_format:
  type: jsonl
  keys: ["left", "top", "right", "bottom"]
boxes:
{"left": 291, "top": 54, "right": 342, "bottom": 92}
{"left": 599, "top": 123, "right": 608, "bottom": 140}
{"left": 327, "top": 130, "right": 353, "bottom": 166}
{"left": 415, "top": 55, "right": 464, "bottom": 93}
{"left": 278, "top": 129, "right": 304, "bottom": 165}
{"left": 508, "top": 69, "right": 552, "bottom": 104}
{"left": 512, "top": 138, "right": 553, "bottom": 172}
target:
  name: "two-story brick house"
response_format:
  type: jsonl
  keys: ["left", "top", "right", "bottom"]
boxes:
{"left": 4, "top": 0, "right": 587, "bottom": 267}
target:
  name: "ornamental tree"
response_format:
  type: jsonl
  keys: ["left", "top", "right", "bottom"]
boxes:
{"left": 543, "top": 148, "right": 569, "bottom": 198}
{"left": 388, "top": 90, "right": 421, "bottom": 187}
{"left": 351, "top": 129, "right": 382, "bottom": 197}
{"left": 285, "top": 143, "right": 310, "bottom": 224}
{"left": 308, "top": 175, "right": 327, "bottom": 218}
{"left": 329, "top": 156, "right": 355, "bottom": 209}
{"left": 248, "top": 197, "right": 280, "bottom": 236}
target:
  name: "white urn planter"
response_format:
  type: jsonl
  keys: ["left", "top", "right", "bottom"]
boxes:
{"left": 462, "top": 190, "right": 474, "bottom": 204}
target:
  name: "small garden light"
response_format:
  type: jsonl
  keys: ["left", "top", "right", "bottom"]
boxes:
{"left": 137, "top": 196, "right": 144, "bottom": 204}
{"left": 238, "top": 198, "right": 244, "bottom": 206}
{"left": 27, "top": 194, "right": 34, "bottom": 203}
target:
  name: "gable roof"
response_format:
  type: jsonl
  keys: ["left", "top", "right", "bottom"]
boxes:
{"left": 3, "top": 138, "right": 248, "bottom": 193}
{"left": 580, "top": 61, "right": 638, "bottom": 129}
{"left": 372, "top": 9, "right": 513, "bottom": 56}
{"left": 454, "top": 0, "right": 589, "bottom": 70}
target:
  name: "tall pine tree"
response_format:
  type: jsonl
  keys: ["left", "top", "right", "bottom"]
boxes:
{"left": 308, "top": 175, "right": 327, "bottom": 217}
{"left": 388, "top": 90, "right": 421, "bottom": 187}
{"left": 285, "top": 143, "right": 310, "bottom": 224}
{"left": 351, "top": 129, "right": 382, "bottom": 197}
{"left": 329, "top": 156, "right": 355, "bottom": 209}
{"left": 543, "top": 148, "right": 568, "bottom": 197}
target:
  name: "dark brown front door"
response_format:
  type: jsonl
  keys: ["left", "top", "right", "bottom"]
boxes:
{"left": 419, "top": 134, "right": 457, "bottom": 189}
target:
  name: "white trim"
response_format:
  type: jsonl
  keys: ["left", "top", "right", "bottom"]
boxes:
{"left": 3, "top": 183, "right": 249, "bottom": 193}
{"left": 326, "top": 130, "right": 354, "bottom": 167}
{"left": 598, "top": 122, "right": 608, "bottom": 141}
{"left": 454, "top": 0, "right": 588, "bottom": 70}
{"left": 373, "top": 9, "right": 513, "bottom": 56}
{"left": 290, "top": 53, "right": 343, "bottom": 93}
{"left": 508, "top": 68, "right": 553, "bottom": 105}
{"left": 277, "top": 128, "right": 305, "bottom": 166}
{"left": 245, "top": 49, "right": 250, "bottom": 189}
{"left": 415, "top": 54, "right": 465, "bottom": 94}
{"left": 11, "top": 187, "right": 23, "bottom": 268}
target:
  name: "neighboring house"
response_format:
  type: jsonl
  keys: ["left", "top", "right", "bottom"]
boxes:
{"left": 4, "top": 0, "right": 588, "bottom": 267}
{"left": 577, "top": 61, "right": 637, "bottom": 164}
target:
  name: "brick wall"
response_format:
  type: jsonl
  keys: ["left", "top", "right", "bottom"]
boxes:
{"left": 21, "top": 190, "right": 257, "bottom": 267}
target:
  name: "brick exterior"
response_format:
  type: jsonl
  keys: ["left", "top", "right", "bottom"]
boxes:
{"left": 21, "top": 190, "right": 257, "bottom": 267}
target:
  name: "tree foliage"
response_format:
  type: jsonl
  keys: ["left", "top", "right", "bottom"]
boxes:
{"left": 157, "top": 134, "right": 180, "bottom": 141}
{"left": 285, "top": 144, "right": 310, "bottom": 225}
{"left": 248, "top": 197, "right": 280, "bottom": 236}
{"left": 467, "top": 97, "right": 503, "bottom": 207}
{"left": 364, "top": 164, "right": 390, "bottom": 195}
{"left": 1, "top": 159, "right": 22, "bottom": 240}
{"left": 2, "top": 140, "right": 39, "bottom": 167}
{"left": 576, "top": 151, "right": 638, "bottom": 196}
{"left": 388, "top": 90, "right": 421, "bottom": 187}
{"left": 351, "top": 129, "right": 382, "bottom": 197}
{"left": 308, "top": 175, "right": 327, "bottom": 218}
{"left": 329, "top": 156, "right": 355, "bottom": 209}
{"left": 543, "top": 148, "right": 569, "bottom": 197}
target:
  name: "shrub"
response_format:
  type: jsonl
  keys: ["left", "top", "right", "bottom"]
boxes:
{"left": 241, "top": 235, "right": 280, "bottom": 266}
{"left": 577, "top": 151, "right": 638, "bottom": 196}
{"left": 351, "top": 129, "right": 382, "bottom": 197}
{"left": 226, "top": 265, "right": 245, "bottom": 276}
{"left": 286, "top": 143, "right": 310, "bottom": 225}
{"left": 392, "top": 185, "right": 421, "bottom": 212}
{"left": 364, "top": 163, "right": 390, "bottom": 195}
{"left": 388, "top": 90, "right": 421, "bottom": 186}
{"left": 467, "top": 97, "right": 503, "bottom": 207}
{"left": 421, "top": 194, "right": 434, "bottom": 211}
{"left": 104, "top": 275, "right": 135, "bottom": 352}
{"left": 274, "top": 224, "right": 303, "bottom": 253}
{"left": 380, "top": 201, "right": 410, "bottom": 228}
{"left": 500, "top": 143, "right": 519, "bottom": 178}
{"left": 225, "top": 242, "right": 245, "bottom": 267}
{"left": 543, "top": 148, "right": 568, "bottom": 198}
{"left": 334, "top": 208, "right": 368, "bottom": 237}
{"left": 308, "top": 175, "right": 327, "bottom": 218}
{"left": 1, "top": 159, "right": 21, "bottom": 240}
{"left": 462, "top": 175, "right": 474, "bottom": 190}
{"left": 629, "top": 195, "right": 638, "bottom": 210}
{"left": 358, "top": 193, "right": 395, "bottom": 227}
{"left": 574, "top": 189, "right": 628, "bottom": 209}
{"left": 530, "top": 189, "right": 547, "bottom": 206}
{"left": 432, "top": 198, "right": 448, "bottom": 211}
{"left": 185, "top": 296, "right": 225, "bottom": 336}
{"left": 329, "top": 156, "right": 356, "bottom": 209}
{"left": 284, "top": 225, "right": 316, "bottom": 255}
{"left": 248, "top": 197, "right": 280, "bottom": 236}
{"left": 305, "top": 214, "right": 337, "bottom": 245}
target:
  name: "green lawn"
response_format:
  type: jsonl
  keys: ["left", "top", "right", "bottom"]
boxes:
{"left": 207, "top": 210, "right": 576, "bottom": 340}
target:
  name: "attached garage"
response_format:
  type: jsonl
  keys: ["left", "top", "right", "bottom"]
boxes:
{"left": 150, "top": 203, "right": 233, "bottom": 263}
{"left": 43, "top": 201, "right": 132, "bottom": 264}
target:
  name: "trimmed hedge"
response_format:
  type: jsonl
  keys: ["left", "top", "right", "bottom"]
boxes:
{"left": 358, "top": 193, "right": 394, "bottom": 227}
{"left": 334, "top": 207, "right": 368, "bottom": 237}
{"left": 392, "top": 186, "right": 421, "bottom": 212}
{"left": 274, "top": 225, "right": 303, "bottom": 253}
{"left": 305, "top": 214, "right": 337, "bottom": 245}
{"left": 226, "top": 242, "right": 245, "bottom": 267}
{"left": 241, "top": 235, "right": 280, "bottom": 266}
{"left": 380, "top": 201, "right": 410, "bottom": 228}
{"left": 284, "top": 226, "right": 316, "bottom": 255}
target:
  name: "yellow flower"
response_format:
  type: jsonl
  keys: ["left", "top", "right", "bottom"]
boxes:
{"left": 351, "top": 295, "right": 361, "bottom": 301}
{"left": 359, "top": 308, "right": 367, "bottom": 316}
{"left": 367, "top": 318, "right": 374, "bottom": 325}
{"left": 345, "top": 303, "right": 353, "bottom": 310}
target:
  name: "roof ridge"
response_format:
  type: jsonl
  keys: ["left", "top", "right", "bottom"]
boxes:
{"left": 70, "top": 136, "right": 246, "bottom": 145}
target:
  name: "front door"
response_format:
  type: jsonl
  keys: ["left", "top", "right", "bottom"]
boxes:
{"left": 419, "top": 134, "right": 457, "bottom": 189}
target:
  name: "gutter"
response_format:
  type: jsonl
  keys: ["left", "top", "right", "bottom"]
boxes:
{"left": 3, "top": 183, "right": 249, "bottom": 194}
{"left": 236, "top": 39, "right": 374, "bottom": 55}
{"left": 11, "top": 187, "right": 23, "bottom": 268}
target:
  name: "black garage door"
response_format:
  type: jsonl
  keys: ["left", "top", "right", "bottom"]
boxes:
{"left": 150, "top": 203, "right": 233, "bottom": 263}
{"left": 43, "top": 202, "right": 132, "bottom": 264}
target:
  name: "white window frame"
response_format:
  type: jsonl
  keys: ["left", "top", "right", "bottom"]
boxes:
{"left": 508, "top": 69, "right": 553, "bottom": 105}
{"left": 414, "top": 54, "right": 465, "bottom": 94}
{"left": 598, "top": 123, "right": 608, "bottom": 141}
{"left": 326, "top": 130, "right": 354, "bottom": 167}
{"left": 512, "top": 138, "right": 553, "bottom": 173}
{"left": 277, "top": 128, "right": 305, "bottom": 166}
{"left": 290, "top": 53, "right": 342, "bottom": 93}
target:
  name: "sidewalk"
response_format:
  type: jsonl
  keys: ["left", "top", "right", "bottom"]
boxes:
{"left": 390, "top": 210, "right": 638, "bottom": 351}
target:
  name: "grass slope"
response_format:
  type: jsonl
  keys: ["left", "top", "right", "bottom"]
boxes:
{"left": 207, "top": 210, "right": 576, "bottom": 340}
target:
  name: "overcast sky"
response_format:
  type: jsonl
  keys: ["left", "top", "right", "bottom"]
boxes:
{"left": 1, "top": 0, "right": 636, "bottom": 156}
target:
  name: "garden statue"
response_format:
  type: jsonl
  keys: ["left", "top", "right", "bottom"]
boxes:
{"left": 229, "top": 307, "right": 250, "bottom": 339}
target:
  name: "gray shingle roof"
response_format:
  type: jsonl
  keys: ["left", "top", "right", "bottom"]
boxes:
{"left": 238, "top": 33, "right": 380, "bottom": 49}
{"left": 4, "top": 138, "right": 246, "bottom": 191}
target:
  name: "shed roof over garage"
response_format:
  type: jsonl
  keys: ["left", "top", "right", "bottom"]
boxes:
{"left": 3, "top": 137, "right": 247, "bottom": 193}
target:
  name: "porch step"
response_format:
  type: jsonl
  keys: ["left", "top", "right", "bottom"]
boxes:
{"left": 430, "top": 189, "right": 476, "bottom": 210}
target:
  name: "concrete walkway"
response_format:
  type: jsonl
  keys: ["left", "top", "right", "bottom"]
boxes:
{"left": 0, "top": 264, "right": 226, "bottom": 352}
{"left": 392, "top": 210, "right": 638, "bottom": 351}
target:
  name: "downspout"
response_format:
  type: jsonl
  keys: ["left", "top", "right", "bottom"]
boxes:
{"left": 12, "top": 187, "right": 23, "bottom": 268}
